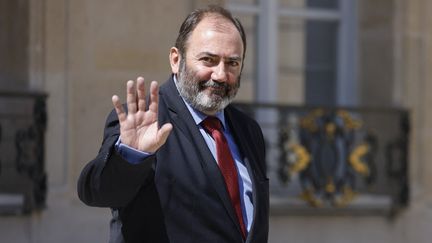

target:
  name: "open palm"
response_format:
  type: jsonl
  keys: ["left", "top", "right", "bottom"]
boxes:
{"left": 112, "top": 77, "right": 172, "bottom": 153}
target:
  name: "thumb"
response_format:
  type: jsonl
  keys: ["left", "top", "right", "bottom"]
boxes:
{"left": 157, "top": 123, "right": 173, "bottom": 146}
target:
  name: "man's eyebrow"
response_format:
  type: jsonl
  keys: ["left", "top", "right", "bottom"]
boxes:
{"left": 198, "top": 52, "right": 242, "bottom": 62}
{"left": 197, "top": 52, "right": 218, "bottom": 58}
{"left": 226, "top": 56, "right": 242, "bottom": 62}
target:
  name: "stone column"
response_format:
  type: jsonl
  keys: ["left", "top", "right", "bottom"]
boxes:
{"left": 397, "top": 0, "right": 432, "bottom": 202}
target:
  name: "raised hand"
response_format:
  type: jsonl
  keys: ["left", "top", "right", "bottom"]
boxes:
{"left": 112, "top": 77, "right": 172, "bottom": 153}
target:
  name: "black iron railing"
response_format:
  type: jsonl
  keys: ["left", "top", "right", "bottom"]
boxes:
{"left": 0, "top": 90, "right": 47, "bottom": 214}
{"left": 234, "top": 102, "right": 409, "bottom": 216}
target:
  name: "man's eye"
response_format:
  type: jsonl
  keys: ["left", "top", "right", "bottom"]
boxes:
{"left": 201, "top": 57, "right": 214, "bottom": 63}
{"left": 228, "top": 61, "right": 240, "bottom": 67}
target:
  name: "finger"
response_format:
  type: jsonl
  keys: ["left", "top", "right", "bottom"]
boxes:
{"left": 157, "top": 123, "right": 173, "bottom": 146}
{"left": 112, "top": 95, "right": 126, "bottom": 123}
{"left": 149, "top": 81, "right": 159, "bottom": 115}
{"left": 126, "top": 80, "right": 137, "bottom": 114}
{"left": 137, "top": 77, "right": 146, "bottom": 112}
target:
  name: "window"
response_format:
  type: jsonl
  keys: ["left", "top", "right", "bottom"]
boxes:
{"left": 228, "top": 0, "right": 358, "bottom": 106}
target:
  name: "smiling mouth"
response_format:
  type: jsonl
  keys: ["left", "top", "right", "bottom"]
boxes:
{"left": 208, "top": 86, "right": 224, "bottom": 91}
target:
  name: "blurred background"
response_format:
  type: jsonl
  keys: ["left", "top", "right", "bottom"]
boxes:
{"left": 1, "top": 0, "right": 431, "bottom": 242}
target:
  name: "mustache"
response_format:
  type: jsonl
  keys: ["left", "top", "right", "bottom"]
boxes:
{"left": 199, "top": 79, "right": 230, "bottom": 90}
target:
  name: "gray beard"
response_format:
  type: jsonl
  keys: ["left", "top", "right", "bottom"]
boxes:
{"left": 176, "top": 60, "right": 240, "bottom": 114}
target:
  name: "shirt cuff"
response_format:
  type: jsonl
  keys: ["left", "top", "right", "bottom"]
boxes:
{"left": 115, "top": 138, "right": 153, "bottom": 164}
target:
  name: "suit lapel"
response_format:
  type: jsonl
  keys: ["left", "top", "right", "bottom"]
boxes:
{"left": 225, "top": 106, "right": 263, "bottom": 182}
{"left": 159, "top": 77, "right": 242, "bottom": 233}
{"left": 159, "top": 78, "right": 197, "bottom": 146}
{"left": 225, "top": 108, "right": 259, "bottom": 170}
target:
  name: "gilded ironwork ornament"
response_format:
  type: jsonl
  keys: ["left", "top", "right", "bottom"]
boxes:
{"left": 279, "top": 109, "right": 377, "bottom": 208}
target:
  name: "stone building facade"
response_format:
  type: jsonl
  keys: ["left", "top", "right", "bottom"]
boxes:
{"left": 1, "top": 0, "right": 432, "bottom": 242}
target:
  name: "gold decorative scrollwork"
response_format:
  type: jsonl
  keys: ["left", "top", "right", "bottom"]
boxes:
{"left": 280, "top": 109, "right": 376, "bottom": 208}
{"left": 349, "top": 144, "right": 370, "bottom": 176}
{"left": 288, "top": 144, "right": 311, "bottom": 173}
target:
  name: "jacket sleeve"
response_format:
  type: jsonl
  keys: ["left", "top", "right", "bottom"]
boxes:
{"left": 77, "top": 109, "right": 155, "bottom": 208}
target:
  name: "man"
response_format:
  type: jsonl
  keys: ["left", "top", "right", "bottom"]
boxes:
{"left": 78, "top": 5, "right": 269, "bottom": 243}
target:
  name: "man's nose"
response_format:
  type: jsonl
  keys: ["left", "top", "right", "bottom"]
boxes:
{"left": 211, "top": 62, "right": 228, "bottom": 82}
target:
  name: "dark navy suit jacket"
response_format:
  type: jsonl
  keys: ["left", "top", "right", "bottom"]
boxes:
{"left": 78, "top": 76, "right": 269, "bottom": 243}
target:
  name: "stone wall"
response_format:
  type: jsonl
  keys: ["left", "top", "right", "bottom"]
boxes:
{"left": 1, "top": 0, "right": 432, "bottom": 242}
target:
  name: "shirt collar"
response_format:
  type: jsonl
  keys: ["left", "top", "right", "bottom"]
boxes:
{"left": 173, "top": 74, "right": 227, "bottom": 130}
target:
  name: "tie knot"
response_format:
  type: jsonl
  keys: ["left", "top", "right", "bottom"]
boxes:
{"left": 202, "top": 116, "right": 222, "bottom": 133}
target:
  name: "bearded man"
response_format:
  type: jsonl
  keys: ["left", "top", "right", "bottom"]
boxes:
{"left": 78, "top": 5, "right": 269, "bottom": 243}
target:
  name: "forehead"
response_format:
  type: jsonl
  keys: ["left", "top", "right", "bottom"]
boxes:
{"left": 186, "top": 16, "right": 244, "bottom": 58}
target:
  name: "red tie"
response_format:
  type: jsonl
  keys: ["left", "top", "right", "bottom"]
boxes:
{"left": 202, "top": 116, "right": 247, "bottom": 239}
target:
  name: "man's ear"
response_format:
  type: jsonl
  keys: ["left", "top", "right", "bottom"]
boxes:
{"left": 169, "top": 47, "right": 181, "bottom": 74}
